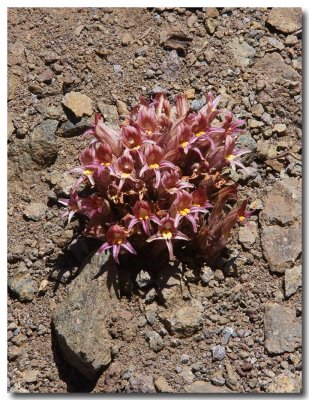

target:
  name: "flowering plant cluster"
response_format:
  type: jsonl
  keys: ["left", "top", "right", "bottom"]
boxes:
{"left": 59, "top": 92, "right": 252, "bottom": 265}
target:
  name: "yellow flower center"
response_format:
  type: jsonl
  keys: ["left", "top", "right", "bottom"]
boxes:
{"left": 83, "top": 169, "right": 93, "bottom": 176}
{"left": 149, "top": 163, "right": 159, "bottom": 169}
{"left": 162, "top": 231, "right": 172, "bottom": 239}
{"left": 181, "top": 141, "right": 189, "bottom": 148}
{"left": 195, "top": 131, "right": 204, "bottom": 137}
{"left": 133, "top": 145, "right": 141, "bottom": 150}
{"left": 226, "top": 154, "right": 235, "bottom": 161}
{"left": 239, "top": 215, "right": 245, "bottom": 222}
{"left": 139, "top": 216, "right": 149, "bottom": 220}
{"left": 121, "top": 173, "right": 131, "bottom": 178}
{"left": 180, "top": 208, "right": 190, "bottom": 216}
{"left": 101, "top": 162, "right": 111, "bottom": 166}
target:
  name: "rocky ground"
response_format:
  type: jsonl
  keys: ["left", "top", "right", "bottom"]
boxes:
{"left": 7, "top": 7, "right": 302, "bottom": 393}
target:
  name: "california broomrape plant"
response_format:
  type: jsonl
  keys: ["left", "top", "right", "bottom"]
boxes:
{"left": 59, "top": 92, "right": 253, "bottom": 265}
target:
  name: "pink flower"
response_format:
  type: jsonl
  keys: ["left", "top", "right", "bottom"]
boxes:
{"left": 136, "top": 108, "right": 159, "bottom": 139}
{"left": 112, "top": 153, "right": 139, "bottom": 191}
{"left": 128, "top": 200, "right": 160, "bottom": 235}
{"left": 69, "top": 142, "right": 114, "bottom": 189}
{"left": 175, "top": 94, "right": 189, "bottom": 118}
{"left": 80, "top": 196, "right": 111, "bottom": 219}
{"left": 160, "top": 170, "right": 193, "bottom": 194}
{"left": 199, "top": 92, "right": 221, "bottom": 122}
{"left": 221, "top": 112, "right": 245, "bottom": 135}
{"left": 121, "top": 125, "right": 143, "bottom": 151}
{"left": 58, "top": 190, "right": 81, "bottom": 223}
{"left": 236, "top": 200, "right": 254, "bottom": 224}
{"left": 83, "top": 114, "right": 121, "bottom": 156}
{"left": 69, "top": 165, "right": 96, "bottom": 188}
{"left": 140, "top": 144, "right": 177, "bottom": 188}
{"left": 165, "top": 123, "right": 203, "bottom": 162}
{"left": 146, "top": 216, "right": 189, "bottom": 260}
{"left": 96, "top": 224, "right": 136, "bottom": 264}
{"left": 224, "top": 136, "right": 250, "bottom": 171}
{"left": 170, "top": 190, "right": 209, "bottom": 232}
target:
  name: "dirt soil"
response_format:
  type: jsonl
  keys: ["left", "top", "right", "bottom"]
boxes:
{"left": 7, "top": 7, "right": 302, "bottom": 393}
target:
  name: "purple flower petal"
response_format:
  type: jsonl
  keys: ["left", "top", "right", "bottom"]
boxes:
{"left": 165, "top": 238, "right": 174, "bottom": 260}
{"left": 122, "top": 241, "right": 137, "bottom": 255}
{"left": 96, "top": 242, "right": 112, "bottom": 255}
{"left": 113, "top": 244, "right": 121, "bottom": 264}
{"left": 128, "top": 217, "right": 138, "bottom": 230}
{"left": 186, "top": 213, "right": 198, "bottom": 233}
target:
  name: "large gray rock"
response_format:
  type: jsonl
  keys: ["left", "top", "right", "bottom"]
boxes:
{"left": 154, "top": 376, "right": 175, "bottom": 392}
{"left": 260, "top": 178, "right": 302, "bottom": 273}
{"left": 264, "top": 303, "right": 301, "bottom": 355}
{"left": 30, "top": 119, "right": 58, "bottom": 166}
{"left": 97, "top": 103, "right": 119, "bottom": 127}
{"left": 52, "top": 253, "right": 120, "bottom": 380}
{"left": 261, "top": 224, "right": 301, "bottom": 273}
{"left": 238, "top": 222, "right": 258, "bottom": 248}
{"left": 260, "top": 179, "right": 301, "bottom": 227}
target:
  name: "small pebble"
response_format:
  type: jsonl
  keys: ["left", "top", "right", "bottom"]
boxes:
{"left": 212, "top": 345, "right": 226, "bottom": 361}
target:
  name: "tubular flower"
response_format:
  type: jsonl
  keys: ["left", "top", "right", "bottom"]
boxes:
{"left": 175, "top": 94, "right": 190, "bottom": 118}
{"left": 112, "top": 153, "right": 139, "bottom": 191}
{"left": 121, "top": 125, "right": 143, "bottom": 150}
{"left": 85, "top": 142, "right": 115, "bottom": 179}
{"left": 147, "top": 216, "right": 189, "bottom": 260}
{"left": 140, "top": 144, "right": 177, "bottom": 188}
{"left": 58, "top": 190, "right": 82, "bottom": 223}
{"left": 96, "top": 224, "right": 136, "bottom": 264}
{"left": 80, "top": 196, "right": 111, "bottom": 219}
{"left": 136, "top": 108, "right": 159, "bottom": 139}
{"left": 160, "top": 170, "right": 193, "bottom": 194}
{"left": 128, "top": 200, "right": 161, "bottom": 235}
{"left": 236, "top": 200, "right": 254, "bottom": 224}
{"left": 224, "top": 135, "right": 250, "bottom": 171}
{"left": 191, "top": 188, "right": 213, "bottom": 218}
{"left": 83, "top": 114, "right": 121, "bottom": 156}
{"left": 69, "top": 165, "right": 96, "bottom": 188}
{"left": 199, "top": 92, "right": 222, "bottom": 121}
{"left": 165, "top": 123, "right": 204, "bottom": 162}
{"left": 171, "top": 190, "right": 209, "bottom": 233}
{"left": 68, "top": 143, "right": 112, "bottom": 189}
{"left": 221, "top": 112, "right": 245, "bottom": 135}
